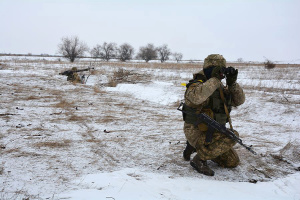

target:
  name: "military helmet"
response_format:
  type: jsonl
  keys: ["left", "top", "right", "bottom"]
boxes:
{"left": 71, "top": 67, "right": 78, "bottom": 71}
{"left": 203, "top": 54, "right": 226, "bottom": 69}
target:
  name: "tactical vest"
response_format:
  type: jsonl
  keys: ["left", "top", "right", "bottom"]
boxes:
{"left": 183, "top": 77, "right": 232, "bottom": 130}
{"left": 207, "top": 88, "right": 231, "bottom": 124}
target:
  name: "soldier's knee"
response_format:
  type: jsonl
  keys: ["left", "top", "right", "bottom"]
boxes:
{"left": 224, "top": 157, "right": 240, "bottom": 168}
{"left": 224, "top": 150, "right": 240, "bottom": 168}
{"left": 212, "top": 148, "right": 240, "bottom": 168}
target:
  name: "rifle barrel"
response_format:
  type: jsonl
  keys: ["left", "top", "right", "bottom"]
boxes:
{"left": 59, "top": 67, "right": 94, "bottom": 75}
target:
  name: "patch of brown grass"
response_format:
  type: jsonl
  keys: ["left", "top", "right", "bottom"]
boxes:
{"left": 49, "top": 89, "right": 64, "bottom": 96}
{"left": 86, "top": 138, "right": 102, "bottom": 143}
{"left": 33, "top": 140, "right": 72, "bottom": 148}
{"left": 4, "top": 148, "right": 21, "bottom": 154}
{"left": 96, "top": 115, "right": 117, "bottom": 123}
{"left": 26, "top": 96, "right": 41, "bottom": 100}
{"left": 67, "top": 114, "right": 88, "bottom": 122}
{"left": 14, "top": 151, "right": 43, "bottom": 157}
{"left": 93, "top": 86, "right": 106, "bottom": 94}
{"left": 30, "top": 126, "right": 45, "bottom": 132}
{"left": 113, "top": 68, "right": 130, "bottom": 80}
{"left": 90, "top": 70, "right": 98, "bottom": 75}
{"left": 95, "top": 61, "right": 202, "bottom": 70}
{"left": 54, "top": 99, "right": 75, "bottom": 109}
{"left": 108, "top": 77, "right": 118, "bottom": 87}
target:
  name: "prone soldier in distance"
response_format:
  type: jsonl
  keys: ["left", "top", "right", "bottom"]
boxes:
{"left": 59, "top": 67, "right": 93, "bottom": 83}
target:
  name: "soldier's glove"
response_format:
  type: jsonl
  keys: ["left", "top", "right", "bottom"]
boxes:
{"left": 211, "top": 66, "right": 224, "bottom": 80}
{"left": 226, "top": 67, "right": 238, "bottom": 86}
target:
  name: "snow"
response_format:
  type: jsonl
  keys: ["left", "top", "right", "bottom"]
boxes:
{"left": 58, "top": 168, "right": 300, "bottom": 200}
{"left": 106, "top": 81, "right": 182, "bottom": 105}
{"left": 0, "top": 59, "right": 299, "bottom": 200}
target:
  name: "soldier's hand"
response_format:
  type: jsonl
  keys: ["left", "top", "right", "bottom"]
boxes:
{"left": 211, "top": 66, "right": 224, "bottom": 80}
{"left": 226, "top": 67, "right": 238, "bottom": 86}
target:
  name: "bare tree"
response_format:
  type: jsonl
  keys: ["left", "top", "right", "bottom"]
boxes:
{"left": 172, "top": 52, "right": 183, "bottom": 63}
{"left": 100, "top": 42, "right": 117, "bottom": 61}
{"left": 237, "top": 58, "right": 244, "bottom": 63}
{"left": 57, "top": 36, "right": 88, "bottom": 62}
{"left": 117, "top": 43, "right": 135, "bottom": 62}
{"left": 157, "top": 44, "right": 171, "bottom": 63}
{"left": 136, "top": 44, "right": 157, "bottom": 63}
{"left": 90, "top": 42, "right": 117, "bottom": 61}
{"left": 90, "top": 45, "right": 102, "bottom": 59}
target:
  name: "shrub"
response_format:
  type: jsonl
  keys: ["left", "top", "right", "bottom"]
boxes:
{"left": 117, "top": 43, "right": 135, "bottom": 62}
{"left": 264, "top": 60, "right": 276, "bottom": 69}
{"left": 136, "top": 44, "right": 157, "bottom": 62}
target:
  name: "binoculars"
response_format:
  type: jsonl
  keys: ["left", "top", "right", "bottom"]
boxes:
{"left": 220, "top": 67, "right": 237, "bottom": 75}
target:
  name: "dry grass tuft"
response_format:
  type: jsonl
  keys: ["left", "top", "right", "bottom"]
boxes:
{"left": 14, "top": 151, "right": 43, "bottom": 157}
{"left": 96, "top": 115, "right": 117, "bottom": 123}
{"left": 67, "top": 114, "right": 88, "bottom": 122}
{"left": 108, "top": 67, "right": 151, "bottom": 87}
{"left": 95, "top": 61, "right": 202, "bottom": 70}
{"left": 34, "top": 140, "right": 72, "bottom": 148}
{"left": 49, "top": 89, "right": 64, "bottom": 96}
{"left": 107, "top": 68, "right": 130, "bottom": 87}
{"left": 54, "top": 99, "right": 75, "bottom": 109}
{"left": 108, "top": 77, "right": 118, "bottom": 87}
{"left": 90, "top": 70, "right": 98, "bottom": 75}
{"left": 86, "top": 138, "right": 102, "bottom": 143}
{"left": 93, "top": 86, "right": 106, "bottom": 94}
{"left": 26, "top": 96, "right": 40, "bottom": 100}
{"left": 113, "top": 68, "right": 130, "bottom": 80}
{"left": 4, "top": 148, "right": 21, "bottom": 154}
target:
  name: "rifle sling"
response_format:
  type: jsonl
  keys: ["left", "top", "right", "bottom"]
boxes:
{"left": 219, "top": 86, "right": 233, "bottom": 130}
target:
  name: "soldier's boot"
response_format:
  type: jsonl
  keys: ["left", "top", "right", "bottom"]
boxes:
{"left": 183, "top": 141, "right": 196, "bottom": 161}
{"left": 190, "top": 154, "right": 215, "bottom": 176}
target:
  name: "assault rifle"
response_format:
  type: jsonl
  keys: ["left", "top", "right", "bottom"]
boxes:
{"left": 177, "top": 102, "right": 257, "bottom": 155}
{"left": 59, "top": 67, "right": 94, "bottom": 76}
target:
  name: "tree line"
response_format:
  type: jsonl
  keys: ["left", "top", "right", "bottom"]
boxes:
{"left": 58, "top": 36, "right": 183, "bottom": 63}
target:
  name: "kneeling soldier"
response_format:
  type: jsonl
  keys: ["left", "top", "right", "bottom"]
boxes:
{"left": 183, "top": 54, "right": 245, "bottom": 176}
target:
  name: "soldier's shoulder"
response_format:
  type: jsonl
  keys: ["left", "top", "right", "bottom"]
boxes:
{"left": 186, "top": 80, "right": 204, "bottom": 90}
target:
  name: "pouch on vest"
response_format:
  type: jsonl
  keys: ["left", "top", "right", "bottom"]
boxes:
{"left": 197, "top": 109, "right": 214, "bottom": 131}
{"left": 215, "top": 113, "right": 227, "bottom": 125}
{"left": 182, "top": 104, "right": 197, "bottom": 124}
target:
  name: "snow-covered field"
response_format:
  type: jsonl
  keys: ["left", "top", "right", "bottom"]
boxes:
{"left": 0, "top": 58, "right": 299, "bottom": 200}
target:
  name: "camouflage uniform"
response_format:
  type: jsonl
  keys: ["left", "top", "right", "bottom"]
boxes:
{"left": 183, "top": 54, "right": 245, "bottom": 169}
{"left": 67, "top": 67, "right": 82, "bottom": 83}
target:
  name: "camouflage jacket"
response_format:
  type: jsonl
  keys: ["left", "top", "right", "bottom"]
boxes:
{"left": 184, "top": 70, "right": 245, "bottom": 112}
{"left": 67, "top": 72, "right": 82, "bottom": 83}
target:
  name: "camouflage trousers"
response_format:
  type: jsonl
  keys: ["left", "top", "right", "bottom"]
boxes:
{"left": 184, "top": 122, "right": 240, "bottom": 168}
{"left": 67, "top": 73, "right": 82, "bottom": 83}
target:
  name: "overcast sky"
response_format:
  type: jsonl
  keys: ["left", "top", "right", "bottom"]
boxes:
{"left": 1, "top": 0, "right": 299, "bottom": 62}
